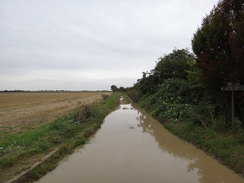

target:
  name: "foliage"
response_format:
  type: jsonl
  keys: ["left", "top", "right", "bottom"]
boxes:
{"left": 125, "top": 46, "right": 243, "bottom": 175}
{"left": 129, "top": 49, "right": 204, "bottom": 124}
{"left": 192, "top": 0, "right": 244, "bottom": 121}
{"left": 133, "top": 49, "right": 199, "bottom": 95}
{"left": 192, "top": 0, "right": 244, "bottom": 91}
{"left": 154, "top": 49, "right": 196, "bottom": 81}
{"left": 70, "top": 101, "right": 98, "bottom": 124}
{"left": 123, "top": 0, "right": 244, "bottom": 176}
{"left": 137, "top": 78, "right": 200, "bottom": 123}
{"left": 111, "top": 85, "right": 119, "bottom": 92}
{"left": 101, "top": 94, "right": 109, "bottom": 100}
{"left": 126, "top": 88, "right": 140, "bottom": 102}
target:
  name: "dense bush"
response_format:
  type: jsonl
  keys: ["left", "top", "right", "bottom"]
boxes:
{"left": 126, "top": 48, "right": 244, "bottom": 175}
{"left": 127, "top": 48, "right": 243, "bottom": 130}
{"left": 124, "top": 0, "right": 244, "bottom": 174}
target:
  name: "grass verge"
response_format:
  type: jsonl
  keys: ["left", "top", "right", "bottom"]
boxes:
{"left": 0, "top": 93, "right": 121, "bottom": 183}
{"left": 164, "top": 121, "right": 244, "bottom": 176}
{"left": 134, "top": 93, "right": 244, "bottom": 177}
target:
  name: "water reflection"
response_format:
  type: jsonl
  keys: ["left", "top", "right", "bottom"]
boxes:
{"left": 36, "top": 103, "right": 243, "bottom": 183}
{"left": 132, "top": 102, "right": 243, "bottom": 183}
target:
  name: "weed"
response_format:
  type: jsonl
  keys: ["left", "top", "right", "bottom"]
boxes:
{"left": 101, "top": 94, "right": 109, "bottom": 100}
{"left": 72, "top": 138, "right": 86, "bottom": 148}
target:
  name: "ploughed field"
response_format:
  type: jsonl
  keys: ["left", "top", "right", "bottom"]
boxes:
{"left": 0, "top": 92, "right": 111, "bottom": 134}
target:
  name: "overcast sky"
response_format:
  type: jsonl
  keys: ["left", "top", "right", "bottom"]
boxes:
{"left": 0, "top": 0, "right": 219, "bottom": 91}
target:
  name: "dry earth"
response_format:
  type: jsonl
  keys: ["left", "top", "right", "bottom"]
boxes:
{"left": 0, "top": 92, "right": 111, "bottom": 134}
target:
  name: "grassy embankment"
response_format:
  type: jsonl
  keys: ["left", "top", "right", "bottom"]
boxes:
{"left": 0, "top": 92, "right": 121, "bottom": 183}
{"left": 125, "top": 48, "right": 243, "bottom": 177}
{"left": 135, "top": 94, "right": 244, "bottom": 176}
{"left": 164, "top": 120, "right": 244, "bottom": 175}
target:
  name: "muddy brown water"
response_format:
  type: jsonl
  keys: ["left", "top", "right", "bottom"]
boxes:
{"left": 36, "top": 101, "right": 243, "bottom": 183}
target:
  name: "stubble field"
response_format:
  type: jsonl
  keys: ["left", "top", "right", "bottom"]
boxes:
{"left": 0, "top": 91, "right": 111, "bottom": 134}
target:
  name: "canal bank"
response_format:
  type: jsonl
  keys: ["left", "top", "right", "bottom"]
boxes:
{"left": 35, "top": 101, "right": 243, "bottom": 183}
{"left": 2, "top": 93, "right": 121, "bottom": 183}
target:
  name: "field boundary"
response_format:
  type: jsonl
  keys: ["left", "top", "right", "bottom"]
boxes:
{"left": 4, "top": 148, "right": 58, "bottom": 183}
{"left": 1, "top": 93, "right": 121, "bottom": 183}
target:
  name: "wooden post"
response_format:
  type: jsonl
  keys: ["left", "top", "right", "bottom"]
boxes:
{"left": 221, "top": 84, "right": 244, "bottom": 125}
{"left": 231, "top": 87, "right": 234, "bottom": 124}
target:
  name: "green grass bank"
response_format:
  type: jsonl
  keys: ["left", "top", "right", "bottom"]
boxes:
{"left": 164, "top": 121, "right": 244, "bottom": 176}
{"left": 135, "top": 95, "right": 244, "bottom": 177}
{"left": 0, "top": 93, "right": 122, "bottom": 183}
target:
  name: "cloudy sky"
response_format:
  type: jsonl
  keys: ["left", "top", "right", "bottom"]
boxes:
{"left": 0, "top": 0, "right": 219, "bottom": 91}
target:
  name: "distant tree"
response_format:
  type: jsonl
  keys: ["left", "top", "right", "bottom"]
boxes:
{"left": 119, "top": 87, "right": 125, "bottom": 92}
{"left": 135, "top": 73, "right": 156, "bottom": 94}
{"left": 111, "top": 85, "right": 119, "bottom": 92}
{"left": 192, "top": 0, "right": 244, "bottom": 91}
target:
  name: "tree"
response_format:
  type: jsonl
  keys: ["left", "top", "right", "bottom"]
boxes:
{"left": 119, "top": 87, "right": 125, "bottom": 92}
{"left": 154, "top": 49, "right": 196, "bottom": 82}
{"left": 134, "top": 49, "right": 198, "bottom": 95}
{"left": 111, "top": 85, "right": 119, "bottom": 92}
{"left": 192, "top": 0, "right": 244, "bottom": 91}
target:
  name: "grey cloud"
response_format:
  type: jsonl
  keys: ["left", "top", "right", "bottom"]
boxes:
{"left": 0, "top": 0, "right": 219, "bottom": 90}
